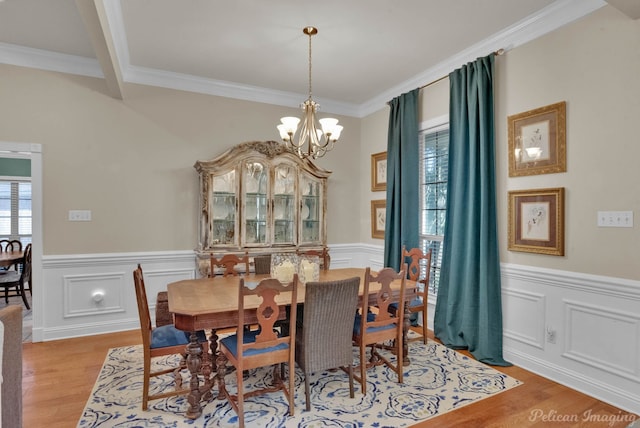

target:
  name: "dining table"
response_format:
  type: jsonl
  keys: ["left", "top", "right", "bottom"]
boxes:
{"left": 0, "top": 250, "right": 23, "bottom": 269}
{"left": 167, "top": 267, "right": 417, "bottom": 419}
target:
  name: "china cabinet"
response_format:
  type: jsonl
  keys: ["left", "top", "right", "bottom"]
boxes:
{"left": 194, "top": 141, "right": 331, "bottom": 276}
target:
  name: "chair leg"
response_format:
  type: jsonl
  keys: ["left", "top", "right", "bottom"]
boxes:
{"left": 142, "top": 355, "right": 151, "bottom": 410}
{"left": 288, "top": 361, "right": 295, "bottom": 417}
{"left": 19, "top": 281, "right": 30, "bottom": 310}
{"left": 422, "top": 310, "right": 428, "bottom": 345}
{"left": 347, "top": 364, "right": 354, "bottom": 398}
{"left": 236, "top": 368, "right": 245, "bottom": 428}
{"left": 304, "top": 372, "right": 311, "bottom": 411}
{"left": 396, "top": 334, "right": 404, "bottom": 384}
{"left": 359, "top": 342, "right": 367, "bottom": 395}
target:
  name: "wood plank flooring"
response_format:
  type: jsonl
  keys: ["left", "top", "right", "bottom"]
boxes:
{"left": 22, "top": 329, "right": 638, "bottom": 428}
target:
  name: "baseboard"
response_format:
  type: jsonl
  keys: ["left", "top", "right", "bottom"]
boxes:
{"left": 37, "top": 318, "right": 139, "bottom": 342}
{"left": 504, "top": 346, "right": 640, "bottom": 415}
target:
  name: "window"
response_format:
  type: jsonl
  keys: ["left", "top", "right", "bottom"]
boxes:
{"left": 419, "top": 123, "right": 449, "bottom": 295}
{"left": 0, "top": 181, "right": 32, "bottom": 245}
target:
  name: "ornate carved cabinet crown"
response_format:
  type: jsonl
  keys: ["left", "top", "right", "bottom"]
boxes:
{"left": 194, "top": 141, "right": 332, "bottom": 276}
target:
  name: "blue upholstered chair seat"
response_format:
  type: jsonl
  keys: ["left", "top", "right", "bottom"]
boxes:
{"left": 221, "top": 329, "right": 289, "bottom": 357}
{"left": 353, "top": 312, "right": 395, "bottom": 336}
{"left": 150, "top": 325, "right": 207, "bottom": 349}
{"left": 389, "top": 297, "right": 422, "bottom": 326}
{"left": 389, "top": 297, "right": 423, "bottom": 310}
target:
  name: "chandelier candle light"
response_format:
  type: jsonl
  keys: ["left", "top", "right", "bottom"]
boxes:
{"left": 277, "top": 26, "right": 343, "bottom": 160}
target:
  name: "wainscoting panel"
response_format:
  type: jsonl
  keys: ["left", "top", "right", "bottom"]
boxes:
{"left": 36, "top": 247, "right": 640, "bottom": 414}
{"left": 502, "top": 288, "right": 546, "bottom": 349}
{"left": 501, "top": 263, "right": 640, "bottom": 414}
{"left": 63, "top": 272, "right": 126, "bottom": 318}
{"left": 37, "top": 251, "right": 200, "bottom": 342}
{"left": 563, "top": 300, "right": 640, "bottom": 382}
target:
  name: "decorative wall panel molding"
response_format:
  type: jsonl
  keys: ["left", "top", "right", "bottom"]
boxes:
{"left": 563, "top": 299, "right": 640, "bottom": 381}
{"left": 502, "top": 288, "right": 546, "bottom": 349}
{"left": 501, "top": 262, "right": 640, "bottom": 415}
{"left": 63, "top": 272, "right": 126, "bottom": 318}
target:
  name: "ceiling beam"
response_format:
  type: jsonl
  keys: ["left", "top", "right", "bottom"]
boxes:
{"left": 75, "top": 0, "right": 124, "bottom": 99}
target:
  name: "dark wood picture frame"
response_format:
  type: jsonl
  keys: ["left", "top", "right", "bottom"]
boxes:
{"left": 508, "top": 101, "right": 566, "bottom": 177}
{"left": 371, "top": 199, "right": 386, "bottom": 239}
{"left": 371, "top": 151, "right": 387, "bottom": 191}
{"left": 508, "top": 187, "right": 565, "bottom": 256}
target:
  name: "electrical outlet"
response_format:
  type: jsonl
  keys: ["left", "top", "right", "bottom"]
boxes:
{"left": 546, "top": 327, "right": 557, "bottom": 344}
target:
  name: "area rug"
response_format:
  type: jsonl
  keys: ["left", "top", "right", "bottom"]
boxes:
{"left": 78, "top": 338, "right": 521, "bottom": 427}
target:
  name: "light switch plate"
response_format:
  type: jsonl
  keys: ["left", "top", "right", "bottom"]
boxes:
{"left": 597, "top": 211, "right": 633, "bottom": 228}
{"left": 68, "top": 210, "right": 92, "bottom": 221}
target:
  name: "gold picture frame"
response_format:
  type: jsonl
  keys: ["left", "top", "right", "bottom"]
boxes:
{"left": 508, "top": 187, "right": 565, "bottom": 256}
{"left": 371, "top": 151, "right": 387, "bottom": 191}
{"left": 371, "top": 199, "right": 386, "bottom": 239}
{"left": 508, "top": 101, "right": 566, "bottom": 177}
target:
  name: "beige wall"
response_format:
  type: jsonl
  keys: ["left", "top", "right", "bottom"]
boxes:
{"left": 361, "top": 5, "right": 640, "bottom": 281}
{"left": 496, "top": 5, "right": 640, "bottom": 280}
{"left": 0, "top": 65, "right": 360, "bottom": 254}
{"left": 1, "top": 5, "right": 638, "bottom": 282}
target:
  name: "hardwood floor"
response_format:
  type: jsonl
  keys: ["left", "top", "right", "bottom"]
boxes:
{"left": 22, "top": 329, "right": 638, "bottom": 428}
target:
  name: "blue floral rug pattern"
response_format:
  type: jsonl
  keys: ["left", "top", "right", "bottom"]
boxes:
{"left": 78, "top": 338, "right": 521, "bottom": 427}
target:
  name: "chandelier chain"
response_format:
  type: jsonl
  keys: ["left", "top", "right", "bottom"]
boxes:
{"left": 308, "top": 29, "right": 313, "bottom": 100}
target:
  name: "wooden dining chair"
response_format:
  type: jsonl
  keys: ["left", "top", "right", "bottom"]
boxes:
{"left": 218, "top": 275, "right": 299, "bottom": 428}
{"left": 210, "top": 252, "right": 250, "bottom": 277}
{"left": 400, "top": 245, "right": 432, "bottom": 344}
{"left": 133, "top": 264, "right": 209, "bottom": 410}
{"left": 253, "top": 254, "right": 271, "bottom": 274}
{"left": 296, "top": 247, "right": 330, "bottom": 270}
{"left": 0, "top": 239, "right": 22, "bottom": 272}
{"left": 352, "top": 266, "right": 406, "bottom": 395}
{"left": 0, "top": 243, "right": 31, "bottom": 309}
{"left": 295, "top": 276, "right": 360, "bottom": 410}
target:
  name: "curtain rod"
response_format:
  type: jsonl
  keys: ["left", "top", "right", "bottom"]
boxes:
{"left": 418, "top": 48, "right": 505, "bottom": 91}
{"left": 386, "top": 48, "right": 505, "bottom": 106}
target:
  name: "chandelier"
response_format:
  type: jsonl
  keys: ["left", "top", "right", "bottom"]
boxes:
{"left": 277, "top": 26, "right": 343, "bottom": 160}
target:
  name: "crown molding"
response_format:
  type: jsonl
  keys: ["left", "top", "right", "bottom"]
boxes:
{"left": 0, "top": 42, "right": 103, "bottom": 78}
{"left": 0, "top": 0, "right": 606, "bottom": 118}
{"left": 357, "top": 0, "right": 606, "bottom": 117}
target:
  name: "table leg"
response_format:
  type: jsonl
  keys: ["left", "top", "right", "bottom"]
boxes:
{"left": 402, "top": 302, "right": 411, "bottom": 366}
{"left": 209, "top": 328, "right": 219, "bottom": 363}
{"left": 216, "top": 352, "right": 228, "bottom": 400}
{"left": 185, "top": 332, "right": 203, "bottom": 419}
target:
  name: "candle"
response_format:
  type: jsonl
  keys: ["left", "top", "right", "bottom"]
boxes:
{"left": 277, "top": 260, "right": 295, "bottom": 282}
{"left": 300, "top": 259, "right": 318, "bottom": 283}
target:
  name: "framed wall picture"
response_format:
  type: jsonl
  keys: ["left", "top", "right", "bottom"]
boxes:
{"left": 508, "top": 101, "right": 566, "bottom": 177}
{"left": 371, "top": 199, "right": 386, "bottom": 239}
{"left": 508, "top": 187, "right": 565, "bottom": 256}
{"left": 371, "top": 151, "right": 387, "bottom": 191}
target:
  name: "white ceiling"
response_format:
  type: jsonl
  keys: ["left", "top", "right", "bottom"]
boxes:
{"left": 0, "top": 0, "right": 616, "bottom": 117}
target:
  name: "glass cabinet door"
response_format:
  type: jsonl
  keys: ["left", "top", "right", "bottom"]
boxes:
{"left": 210, "top": 170, "right": 236, "bottom": 245}
{"left": 273, "top": 163, "right": 296, "bottom": 245}
{"left": 243, "top": 161, "right": 268, "bottom": 246}
{"left": 300, "top": 173, "right": 322, "bottom": 244}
